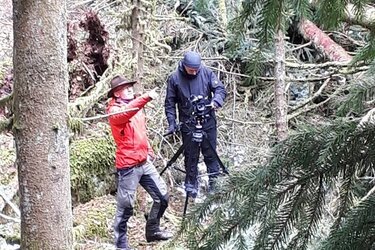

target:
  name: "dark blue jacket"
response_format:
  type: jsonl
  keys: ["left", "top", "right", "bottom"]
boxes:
{"left": 165, "top": 62, "right": 226, "bottom": 132}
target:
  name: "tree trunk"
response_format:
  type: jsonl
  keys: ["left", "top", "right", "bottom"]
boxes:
{"left": 130, "top": 0, "right": 148, "bottom": 214}
{"left": 274, "top": 29, "right": 288, "bottom": 141}
{"left": 12, "top": 0, "right": 72, "bottom": 249}
{"left": 218, "top": 0, "right": 227, "bottom": 29}
{"left": 298, "top": 19, "right": 352, "bottom": 62}
{"left": 131, "top": 0, "right": 144, "bottom": 93}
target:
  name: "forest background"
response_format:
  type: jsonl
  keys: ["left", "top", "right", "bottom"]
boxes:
{"left": 0, "top": 0, "right": 374, "bottom": 249}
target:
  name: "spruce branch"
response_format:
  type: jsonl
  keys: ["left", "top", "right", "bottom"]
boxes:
{"left": 320, "top": 193, "right": 375, "bottom": 250}
{"left": 177, "top": 120, "right": 375, "bottom": 249}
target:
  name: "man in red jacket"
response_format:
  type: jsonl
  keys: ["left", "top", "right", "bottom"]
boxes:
{"left": 107, "top": 75, "right": 172, "bottom": 250}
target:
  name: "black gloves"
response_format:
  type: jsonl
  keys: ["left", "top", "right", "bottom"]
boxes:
{"left": 165, "top": 123, "right": 178, "bottom": 136}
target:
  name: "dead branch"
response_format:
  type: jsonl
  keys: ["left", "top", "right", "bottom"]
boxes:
{"left": 298, "top": 19, "right": 352, "bottom": 62}
{"left": 289, "top": 78, "right": 330, "bottom": 112}
{"left": 288, "top": 97, "right": 331, "bottom": 120}
{"left": 68, "top": 70, "right": 111, "bottom": 118}
{"left": 0, "top": 212, "right": 20, "bottom": 223}
{"left": 0, "top": 189, "right": 20, "bottom": 217}
{"left": 217, "top": 114, "right": 266, "bottom": 125}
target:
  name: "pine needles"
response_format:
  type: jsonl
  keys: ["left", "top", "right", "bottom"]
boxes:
{"left": 172, "top": 120, "right": 375, "bottom": 249}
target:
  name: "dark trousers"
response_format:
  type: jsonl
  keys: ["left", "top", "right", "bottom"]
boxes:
{"left": 114, "top": 160, "right": 169, "bottom": 248}
{"left": 182, "top": 126, "right": 219, "bottom": 194}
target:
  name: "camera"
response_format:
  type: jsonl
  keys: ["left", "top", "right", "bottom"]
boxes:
{"left": 189, "top": 95, "right": 210, "bottom": 143}
{"left": 190, "top": 95, "right": 208, "bottom": 118}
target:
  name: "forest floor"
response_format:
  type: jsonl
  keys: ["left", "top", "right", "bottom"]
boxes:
{"left": 0, "top": 130, "right": 201, "bottom": 250}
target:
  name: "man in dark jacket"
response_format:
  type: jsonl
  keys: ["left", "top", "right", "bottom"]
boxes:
{"left": 164, "top": 51, "right": 227, "bottom": 198}
{"left": 107, "top": 75, "right": 172, "bottom": 250}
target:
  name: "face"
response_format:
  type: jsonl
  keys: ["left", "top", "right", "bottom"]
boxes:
{"left": 184, "top": 65, "right": 199, "bottom": 75}
{"left": 114, "top": 84, "right": 134, "bottom": 100}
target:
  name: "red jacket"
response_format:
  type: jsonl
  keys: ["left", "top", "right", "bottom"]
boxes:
{"left": 107, "top": 94, "right": 153, "bottom": 169}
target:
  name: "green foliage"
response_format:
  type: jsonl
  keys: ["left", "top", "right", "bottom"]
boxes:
{"left": 352, "top": 33, "right": 375, "bottom": 64}
{"left": 315, "top": 0, "right": 347, "bottom": 30}
{"left": 174, "top": 120, "right": 375, "bottom": 249}
{"left": 68, "top": 117, "right": 84, "bottom": 135}
{"left": 70, "top": 136, "right": 116, "bottom": 204}
{"left": 320, "top": 194, "right": 375, "bottom": 250}
{"left": 336, "top": 69, "right": 375, "bottom": 116}
{"left": 291, "top": 0, "right": 312, "bottom": 20}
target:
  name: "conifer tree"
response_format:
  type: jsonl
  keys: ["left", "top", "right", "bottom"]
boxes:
{"left": 171, "top": 0, "right": 375, "bottom": 249}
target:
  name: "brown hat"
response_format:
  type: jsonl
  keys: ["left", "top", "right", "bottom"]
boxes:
{"left": 107, "top": 75, "right": 136, "bottom": 98}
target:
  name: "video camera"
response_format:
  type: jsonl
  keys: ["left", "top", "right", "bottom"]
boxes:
{"left": 190, "top": 95, "right": 209, "bottom": 119}
{"left": 189, "top": 95, "right": 211, "bottom": 143}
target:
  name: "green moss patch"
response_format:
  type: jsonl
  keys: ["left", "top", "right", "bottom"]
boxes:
{"left": 70, "top": 135, "right": 116, "bottom": 204}
{"left": 73, "top": 195, "right": 116, "bottom": 242}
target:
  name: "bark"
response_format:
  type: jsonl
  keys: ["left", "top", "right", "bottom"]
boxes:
{"left": 131, "top": 0, "right": 144, "bottom": 93}
{"left": 131, "top": 0, "right": 147, "bottom": 213}
{"left": 298, "top": 19, "right": 352, "bottom": 62}
{"left": 218, "top": 0, "right": 227, "bottom": 29}
{"left": 12, "top": 0, "right": 72, "bottom": 249}
{"left": 274, "top": 29, "right": 288, "bottom": 141}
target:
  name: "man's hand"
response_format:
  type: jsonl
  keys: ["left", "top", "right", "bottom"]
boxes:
{"left": 148, "top": 87, "right": 159, "bottom": 100}
{"left": 164, "top": 123, "right": 178, "bottom": 136}
{"left": 210, "top": 101, "right": 219, "bottom": 111}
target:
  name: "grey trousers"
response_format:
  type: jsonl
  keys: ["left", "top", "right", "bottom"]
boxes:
{"left": 114, "top": 159, "right": 169, "bottom": 248}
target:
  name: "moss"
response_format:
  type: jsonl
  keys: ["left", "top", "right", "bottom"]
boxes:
{"left": 73, "top": 195, "right": 116, "bottom": 242}
{"left": 70, "top": 135, "right": 116, "bottom": 204}
{"left": 5, "top": 234, "right": 20, "bottom": 245}
{"left": 0, "top": 150, "right": 16, "bottom": 185}
{"left": 68, "top": 117, "right": 84, "bottom": 135}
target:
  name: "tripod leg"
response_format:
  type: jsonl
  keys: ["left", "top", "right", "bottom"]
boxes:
{"left": 183, "top": 195, "right": 189, "bottom": 217}
{"left": 202, "top": 131, "right": 229, "bottom": 175}
{"left": 160, "top": 143, "right": 185, "bottom": 176}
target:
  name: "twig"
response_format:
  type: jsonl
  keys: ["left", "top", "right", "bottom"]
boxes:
{"left": 217, "top": 114, "right": 266, "bottom": 125}
{"left": 359, "top": 184, "right": 375, "bottom": 203}
{"left": 80, "top": 108, "right": 140, "bottom": 121}
{"left": 358, "top": 107, "right": 375, "bottom": 128}
{"left": 286, "top": 61, "right": 350, "bottom": 69}
{"left": 289, "top": 78, "right": 330, "bottom": 112}
{"left": 81, "top": 61, "right": 96, "bottom": 82}
{"left": 0, "top": 212, "right": 20, "bottom": 223}
{"left": 79, "top": 84, "right": 95, "bottom": 97}
{"left": 288, "top": 96, "right": 331, "bottom": 120}
{"left": 0, "top": 189, "right": 20, "bottom": 217}
{"left": 287, "top": 41, "right": 313, "bottom": 52}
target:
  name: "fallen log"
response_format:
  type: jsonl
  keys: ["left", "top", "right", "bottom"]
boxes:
{"left": 298, "top": 19, "right": 352, "bottom": 62}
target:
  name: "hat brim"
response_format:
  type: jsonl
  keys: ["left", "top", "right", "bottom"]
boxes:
{"left": 107, "top": 80, "right": 136, "bottom": 98}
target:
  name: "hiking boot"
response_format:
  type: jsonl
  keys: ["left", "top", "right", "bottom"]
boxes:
{"left": 146, "top": 230, "right": 173, "bottom": 242}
